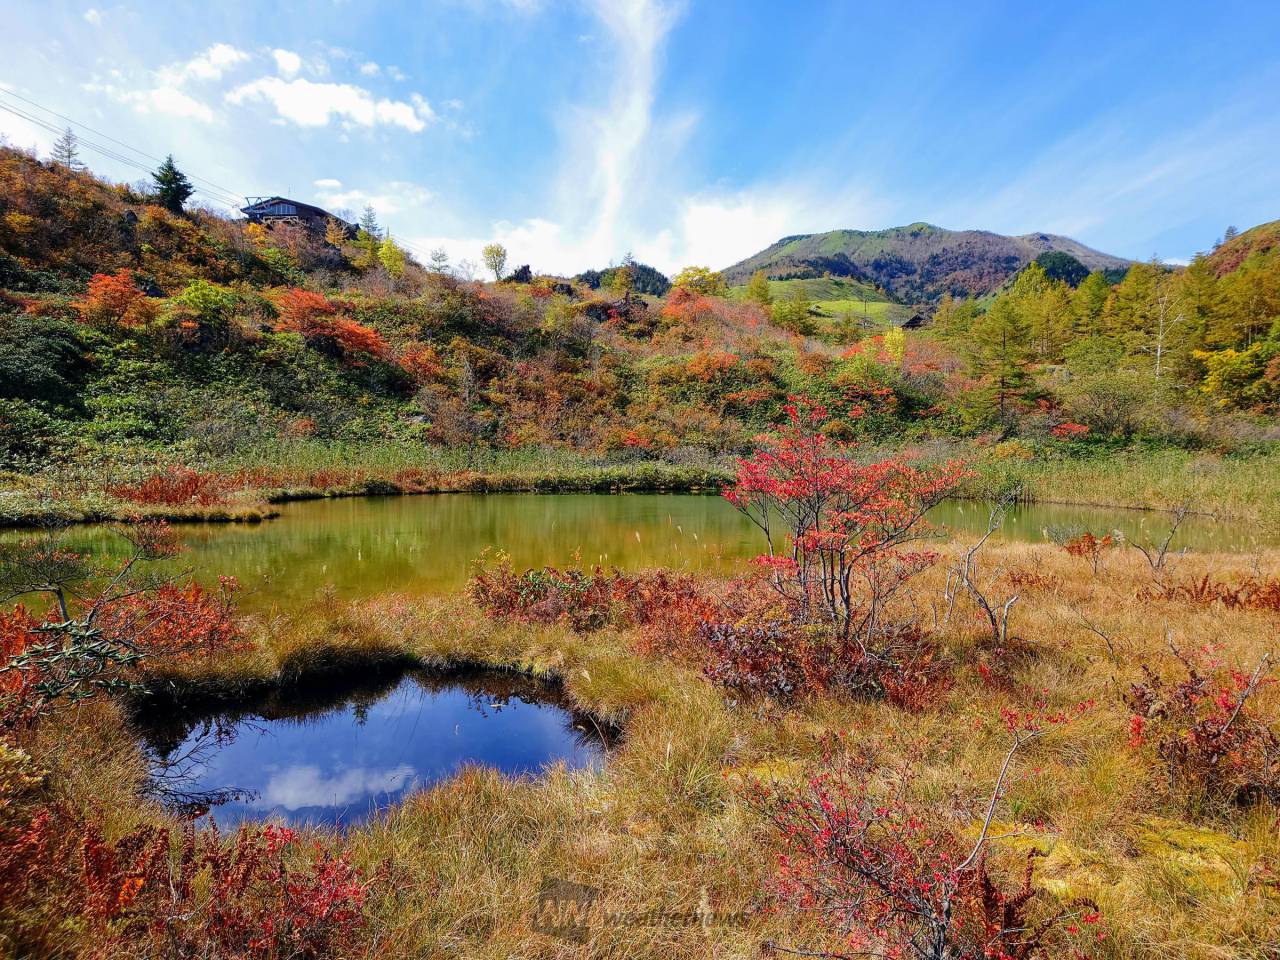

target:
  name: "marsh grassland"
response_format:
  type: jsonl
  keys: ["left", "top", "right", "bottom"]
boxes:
{"left": 4, "top": 530, "right": 1278, "bottom": 959}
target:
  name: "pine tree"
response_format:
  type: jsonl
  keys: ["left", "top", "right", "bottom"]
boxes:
{"left": 746, "top": 270, "right": 772, "bottom": 306}
{"left": 51, "top": 127, "right": 82, "bottom": 169}
{"left": 152, "top": 155, "right": 194, "bottom": 214}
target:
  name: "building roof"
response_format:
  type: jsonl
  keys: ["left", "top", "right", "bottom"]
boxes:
{"left": 241, "top": 196, "right": 354, "bottom": 230}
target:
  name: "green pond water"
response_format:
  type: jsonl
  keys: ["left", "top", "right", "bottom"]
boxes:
{"left": 6, "top": 494, "right": 1271, "bottom": 611}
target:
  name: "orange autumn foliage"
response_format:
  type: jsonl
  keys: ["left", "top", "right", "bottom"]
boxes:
{"left": 273, "top": 287, "right": 389, "bottom": 360}
{"left": 76, "top": 269, "right": 156, "bottom": 327}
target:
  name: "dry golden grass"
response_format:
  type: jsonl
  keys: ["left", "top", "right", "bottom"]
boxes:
{"left": 9, "top": 541, "right": 1280, "bottom": 958}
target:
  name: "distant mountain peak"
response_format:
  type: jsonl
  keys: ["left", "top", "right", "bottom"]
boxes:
{"left": 724, "top": 223, "right": 1131, "bottom": 304}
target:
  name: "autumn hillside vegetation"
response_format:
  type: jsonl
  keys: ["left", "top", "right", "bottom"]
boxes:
{"left": 2, "top": 145, "right": 1279, "bottom": 524}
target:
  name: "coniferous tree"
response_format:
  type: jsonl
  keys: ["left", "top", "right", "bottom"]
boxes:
{"left": 746, "top": 270, "right": 773, "bottom": 305}
{"left": 1072, "top": 271, "right": 1111, "bottom": 338}
{"left": 379, "top": 234, "right": 406, "bottom": 278}
{"left": 967, "top": 298, "right": 1033, "bottom": 422}
{"left": 324, "top": 217, "right": 350, "bottom": 251}
{"left": 359, "top": 205, "right": 382, "bottom": 239}
{"left": 51, "top": 127, "right": 82, "bottom": 169}
{"left": 151, "top": 155, "right": 194, "bottom": 214}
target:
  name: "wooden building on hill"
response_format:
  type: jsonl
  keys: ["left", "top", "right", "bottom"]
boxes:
{"left": 241, "top": 196, "right": 356, "bottom": 236}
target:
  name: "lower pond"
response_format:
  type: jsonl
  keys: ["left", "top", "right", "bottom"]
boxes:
{"left": 18, "top": 493, "right": 1270, "bottom": 611}
{"left": 133, "top": 667, "right": 610, "bottom": 828}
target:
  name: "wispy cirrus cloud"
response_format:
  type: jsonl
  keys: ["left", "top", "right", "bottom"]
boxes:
{"left": 407, "top": 0, "right": 887, "bottom": 274}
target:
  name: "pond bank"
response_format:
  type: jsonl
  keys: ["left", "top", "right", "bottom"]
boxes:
{"left": 4, "top": 445, "right": 1279, "bottom": 531}
{"left": 0, "top": 461, "right": 730, "bottom": 529}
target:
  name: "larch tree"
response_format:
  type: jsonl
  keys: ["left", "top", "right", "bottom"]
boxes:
{"left": 378, "top": 234, "right": 406, "bottom": 278}
{"left": 324, "top": 217, "right": 350, "bottom": 251}
{"left": 746, "top": 269, "right": 773, "bottom": 305}
{"left": 1072, "top": 270, "right": 1111, "bottom": 338}
{"left": 152, "top": 155, "right": 194, "bottom": 214}
{"left": 51, "top": 127, "right": 83, "bottom": 170}
{"left": 966, "top": 297, "right": 1033, "bottom": 422}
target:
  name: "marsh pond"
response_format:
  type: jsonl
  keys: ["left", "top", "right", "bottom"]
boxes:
{"left": 11, "top": 491, "right": 1267, "bottom": 827}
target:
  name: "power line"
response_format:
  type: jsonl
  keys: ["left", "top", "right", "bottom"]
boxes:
{"left": 0, "top": 102, "right": 244, "bottom": 213}
{"left": 0, "top": 90, "right": 434, "bottom": 260}
{"left": 0, "top": 88, "right": 245, "bottom": 202}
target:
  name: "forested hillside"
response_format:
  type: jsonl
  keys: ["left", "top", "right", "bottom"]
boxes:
{"left": 933, "top": 231, "right": 1280, "bottom": 430}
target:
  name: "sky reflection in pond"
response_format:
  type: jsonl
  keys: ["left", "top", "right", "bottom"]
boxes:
{"left": 135, "top": 668, "right": 609, "bottom": 828}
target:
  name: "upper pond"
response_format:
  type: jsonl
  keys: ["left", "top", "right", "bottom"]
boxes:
{"left": 10, "top": 493, "right": 1271, "bottom": 609}
{"left": 134, "top": 667, "right": 609, "bottom": 828}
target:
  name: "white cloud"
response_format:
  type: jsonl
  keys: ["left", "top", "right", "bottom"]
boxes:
{"left": 387, "top": 66, "right": 408, "bottom": 82}
{"left": 83, "top": 8, "right": 102, "bottom": 25}
{"left": 313, "top": 177, "right": 343, "bottom": 189}
{"left": 226, "top": 76, "right": 435, "bottom": 132}
{"left": 84, "top": 81, "right": 215, "bottom": 122}
{"left": 159, "top": 42, "right": 250, "bottom": 85}
{"left": 261, "top": 765, "right": 417, "bottom": 811}
{"left": 359, "top": 61, "right": 381, "bottom": 76}
{"left": 272, "top": 48, "right": 303, "bottom": 78}
{"left": 84, "top": 42, "right": 253, "bottom": 124}
{"left": 400, "top": 0, "right": 882, "bottom": 276}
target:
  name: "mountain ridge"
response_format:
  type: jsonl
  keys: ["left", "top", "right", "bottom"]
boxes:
{"left": 723, "top": 222, "right": 1132, "bottom": 304}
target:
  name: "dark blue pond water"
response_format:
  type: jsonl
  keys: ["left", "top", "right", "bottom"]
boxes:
{"left": 135, "top": 668, "right": 609, "bottom": 828}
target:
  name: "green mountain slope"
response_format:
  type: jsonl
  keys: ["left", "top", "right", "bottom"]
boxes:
{"left": 723, "top": 222, "right": 1131, "bottom": 304}
{"left": 731, "top": 276, "right": 913, "bottom": 326}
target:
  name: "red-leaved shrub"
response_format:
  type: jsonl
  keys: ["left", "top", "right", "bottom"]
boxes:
{"left": 2, "top": 812, "right": 376, "bottom": 959}
{"left": 754, "top": 752, "right": 1098, "bottom": 960}
{"left": 1124, "top": 652, "right": 1277, "bottom": 805}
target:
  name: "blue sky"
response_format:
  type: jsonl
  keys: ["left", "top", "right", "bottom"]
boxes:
{"left": 2, "top": 0, "right": 1278, "bottom": 274}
